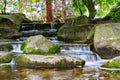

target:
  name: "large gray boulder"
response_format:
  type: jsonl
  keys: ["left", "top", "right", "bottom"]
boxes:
{"left": 22, "top": 35, "right": 60, "bottom": 54}
{"left": 0, "top": 13, "right": 30, "bottom": 39}
{"left": 94, "top": 23, "right": 120, "bottom": 59}
{"left": 15, "top": 54, "right": 85, "bottom": 68}
{"left": 57, "top": 16, "right": 94, "bottom": 43}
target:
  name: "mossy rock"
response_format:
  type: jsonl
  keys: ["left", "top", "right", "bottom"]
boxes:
{"left": 0, "top": 13, "right": 30, "bottom": 25}
{"left": 0, "top": 51, "right": 15, "bottom": 63}
{"left": 0, "top": 43, "right": 12, "bottom": 51}
{"left": 58, "top": 24, "right": 94, "bottom": 43}
{"left": 0, "top": 27, "right": 20, "bottom": 39}
{"left": 64, "top": 16, "right": 90, "bottom": 26}
{"left": 15, "top": 54, "right": 85, "bottom": 68}
{"left": 22, "top": 35, "right": 60, "bottom": 54}
{"left": 94, "top": 23, "right": 120, "bottom": 59}
{"left": 101, "top": 56, "right": 120, "bottom": 68}
{"left": 0, "top": 13, "right": 30, "bottom": 39}
{"left": 57, "top": 16, "right": 94, "bottom": 43}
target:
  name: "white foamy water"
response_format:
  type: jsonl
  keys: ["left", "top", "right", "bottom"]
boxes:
{"left": 11, "top": 43, "right": 23, "bottom": 53}
{"left": 60, "top": 44, "right": 102, "bottom": 62}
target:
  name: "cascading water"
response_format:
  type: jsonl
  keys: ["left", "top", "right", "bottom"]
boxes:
{"left": 11, "top": 43, "right": 23, "bottom": 53}
{"left": 50, "top": 22, "right": 57, "bottom": 32}
{"left": 10, "top": 42, "right": 23, "bottom": 64}
{"left": 60, "top": 44, "right": 101, "bottom": 62}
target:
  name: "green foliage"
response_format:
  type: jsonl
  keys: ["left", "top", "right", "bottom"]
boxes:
{"left": 72, "top": 0, "right": 119, "bottom": 18}
{"left": 96, "top": 0, "right": 118, "bottom": 16}
{"left": 30, "top": 0, "right": 40, "bottom": 3}
{"left": 0, "top": 4, "right": 3, "bottom": 10}
{"left": 105, "top": 1, "right": 120, "bottom": 20}
{"left": 72, "top": 0, "right": 87, "bottom": 15}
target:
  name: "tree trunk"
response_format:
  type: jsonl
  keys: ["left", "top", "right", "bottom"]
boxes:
{"left": 82, "top": 0, "right": 96, "bottom": 19}
{"left": 62, "top": 0, "right": 66, "bottom": 23}
{"left": 46, "top": 0, "right": 53, "bottom": 22}
{"left": 2, "top": 0, "right": 6, "bottom": 14}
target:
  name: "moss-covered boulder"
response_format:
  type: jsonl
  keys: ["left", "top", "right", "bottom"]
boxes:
{"left": 22, "top": 35, "right": 60, "bottom": 54}
{"left": 101, "top": 56, "right": 120, "bottom": 68}
{"left": 0, "top": 51, "right": 14, "bottom": 63}
{"left": 104, "top": 1, "right": 120, "bottom": 21}
{"left": 15, "top": 54, "right": 85, "bottom": 68}
{"left": 94, "top": 23, "right": 120, "bottom": 59}
{"left": 57, "top": 16, "right": 94, "bottom": 43}
{"left": 0, "top": 13, "right": 30, "bottom": 39}
{"left": 0, "top": 43, "right": 12, "bottom": 51}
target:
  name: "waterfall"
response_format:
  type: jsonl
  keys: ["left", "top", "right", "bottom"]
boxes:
{"left": 50, "top": 22, "right": 57, "bottom": 32}
{"left": 60, "top": 44, "right": 101, "bottom": 62}
{"left": 11, "top": 43, "right": 23, "bottom": 53}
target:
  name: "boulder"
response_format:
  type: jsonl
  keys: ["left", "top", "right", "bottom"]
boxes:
{"left": 57, "top": 16, "right": 94, "bottom": 43}
{"left": 0, "top": 51, "right": 14, "bottom": 63}
{"left": 0, "top": 13, "right": 30, "bottom": 39}
{"left": 0, "top": 43, "right": 12, "bottom": 51}
{"left": 101, "top": 56, "right": 120, "bottom": 68}
{"left": 94, "top": 23, "right": 120, "bottom": 59}
{"left": 22, "top": 35, "right": 60, "bottom": 54}
{"left": 15, "top": 54, "right": 85, "bottom": 68}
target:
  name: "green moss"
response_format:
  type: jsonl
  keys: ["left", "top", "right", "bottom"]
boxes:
{"left": 21, "top": 40, "right": 28, "bottom": 53}
{"left": 15, "top": 55, "right": 30, "bottom": 65}
{"left": 26, "top": 47, "right": 35, "bottom": 54}
{"left": 0, "top": 54, "right": 13, "bottom": 63}
{"left": 23, "top": 41, "right": 60, "bottom": 54}
{"left": 48, "top": 44, "right": 60, "bottom": 53}
{"left": 22, "top": 40, "right": 36, "bottom": 54}
{"left": 55, "top": 58, "right": 85, "bottom": 67}
{"left": 109, "top": 59, "right": 120, "bottom": 68}
{"left": 35, "top": 49, "right": 48, "bottom": 54}
{"left": 78, "top": 59, "right": 85, "bottom": 66}
{"left": 56, "top": 58, "right": 66, "bottom": 65}
{"left": 101, "top": 59, "right": 120, "bottom": 68}
{"left": 36, "top": 44, "right": 60, "bottom": 54}
{"left": 101, "top": 61, "right": 110, "bottom": 68}
{"left": 56, "top": 58, "right": 68, "bottom": 66}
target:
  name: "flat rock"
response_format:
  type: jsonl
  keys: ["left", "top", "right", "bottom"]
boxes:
{"left": 15, "top": 54, "right": 85, "bottom": 68}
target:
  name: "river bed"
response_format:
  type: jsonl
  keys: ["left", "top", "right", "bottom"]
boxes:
{"left": 0, "top": 40, "right": 120, "bottom": 80}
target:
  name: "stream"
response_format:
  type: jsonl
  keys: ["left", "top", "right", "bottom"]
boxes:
{"left": 0, "top": 37, "right": 119, "bottom": 80}
{"left": 0, "top": 23, "right": 120, "bottom": 80}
